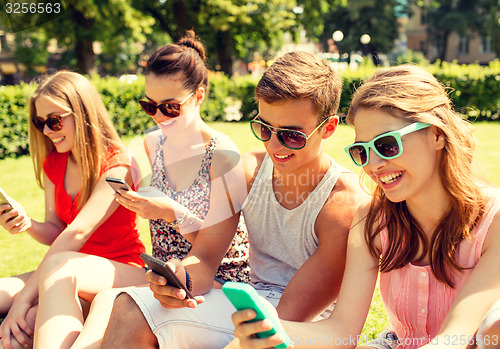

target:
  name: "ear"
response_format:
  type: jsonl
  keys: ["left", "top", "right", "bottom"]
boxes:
{"left": 194, "top": 87, "right": 205, "bottom": 106}
{"left": 432, "top": 125, "right": 446, "bottom": 151}
{"left": 322, "top": 115, "right": 339, "bottom": 140}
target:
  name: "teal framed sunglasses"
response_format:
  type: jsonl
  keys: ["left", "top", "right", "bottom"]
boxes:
{"left": 250, "top": 116, "right": 331, "bottom": 150}
{"left": 344, "top": 122, "right": 431, "bottom": 167}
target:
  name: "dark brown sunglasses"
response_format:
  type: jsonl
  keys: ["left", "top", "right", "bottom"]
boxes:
{"left": 139, "top": 93, "right": 194, "bottom": 118}
{"left": 32, "top": 111, "right": 72, "bottom": 133}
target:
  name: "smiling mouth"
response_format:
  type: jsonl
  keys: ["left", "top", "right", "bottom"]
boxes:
{"left": 52, "top": 136, "right": 65, "bottom": 144}
{"left": 160, "top": 119, "right": 175, "bottom": 126}
{"left": 274, "top": 154, "right": 292, "bottom": 160}
{"left": 379, "top": 171, "right": 403, "bottom": 184}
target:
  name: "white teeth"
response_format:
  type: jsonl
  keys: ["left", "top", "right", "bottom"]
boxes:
{"left": 160, "top": 119, "right": 175, "bottom": 126}
{"left": 52, "top": 137, "right": 64, "bottom": 143}
{"left": 380, "top": 172, "right": 403, "bottom": 184}
{"left": 275, "top": 154, "right": 291, "bottom": 159}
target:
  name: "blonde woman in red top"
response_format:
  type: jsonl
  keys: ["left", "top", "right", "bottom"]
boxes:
{"left": 0, "top": 72, "right": 147, "bottom": 349}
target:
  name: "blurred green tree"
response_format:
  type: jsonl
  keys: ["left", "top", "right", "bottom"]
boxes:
{"left": 319, "top": 0, "right": 400, "bottom": 63}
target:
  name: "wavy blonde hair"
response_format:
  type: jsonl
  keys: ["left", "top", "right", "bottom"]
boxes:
{"left": 29, "top": 71, "right": 124, "bottom": 209}
{"left": 347, "top": 65, "right": 488, "bottom": 287}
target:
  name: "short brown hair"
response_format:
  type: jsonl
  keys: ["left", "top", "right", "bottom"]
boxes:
{"left": 255, "top": 51, "right": 342, "bottom": 123}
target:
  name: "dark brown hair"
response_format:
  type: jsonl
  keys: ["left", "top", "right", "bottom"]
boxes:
{"left": 145, "top": 30, "right": 208, "bottom": 92}
{"left": 255, "top": 51, "right": 342, "bottom": 123}
{"left": 347, "top": 65, "right": 488, "bottom": 287}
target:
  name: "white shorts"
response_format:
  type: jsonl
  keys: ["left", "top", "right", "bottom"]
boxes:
{"left": 122, "top": 286, "right": 283, "bottom": 349}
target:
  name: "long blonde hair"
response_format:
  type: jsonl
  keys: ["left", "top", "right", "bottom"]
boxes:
{"left": 29, "top": 71, "right": 124, "bottom": 209}
{"left": 347, "top": 65, "right": 488, "bottom": 287}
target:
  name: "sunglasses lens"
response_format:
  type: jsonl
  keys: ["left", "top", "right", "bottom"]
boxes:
{"left": 278, "top": 130, "right": 306, "bottom": 150}
{"left": 158, "top": 104, "right": 180, "bottom": 118}
{"left": 46, "top": 116, "right": 63, "bottom": 131}
{"left": 32, "top": 117, "right": 45, "bottom": 132}
{"left": 139, "top": 101, "right": 156, "bottom": 116}
{"left": 374, "top": 135, "right": 400, "bottom": 158}
{"left": 251, "top": 122, "right": 271, "bottom": 141}
{"left": 349, "top": 145, "right": 368, "bottom": 166}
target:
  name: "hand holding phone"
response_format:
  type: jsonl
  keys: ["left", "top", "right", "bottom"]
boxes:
{"left": 105, "top": 177, "right": 132, "bottom": 194}
{"left": 222, "top": 282, "right": 291, "bottom": 349}
{"left": 0, "top": 188, "right": 14, "bottom": 214}
{"left": 140, "top": 253, "right": 194, "bottom": 300}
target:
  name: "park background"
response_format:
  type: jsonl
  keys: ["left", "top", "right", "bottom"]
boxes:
{"left": 1, "top": 0, "right": 500, "bottom": 340}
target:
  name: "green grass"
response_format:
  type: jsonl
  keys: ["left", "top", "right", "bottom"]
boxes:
{"left": 1, "top": 121, "right": 500, "bottom": 337}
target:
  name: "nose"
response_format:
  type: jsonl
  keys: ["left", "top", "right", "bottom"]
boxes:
{"left": 266, "top": 131, "right": 285, "bottom": 151}
{"left": 43, "top": 124, "right": 52, "bottom": 135}
{"left": 366, "top": 148, "right": 386, "bottom": 169}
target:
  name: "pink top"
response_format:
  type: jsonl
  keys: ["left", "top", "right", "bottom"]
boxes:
{"left": 379, "top": 190, "right": 500, "bottom": 349}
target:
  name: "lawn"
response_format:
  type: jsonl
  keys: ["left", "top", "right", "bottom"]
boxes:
{"left": 1, "top": 121, "right": 500, "bottom": 339}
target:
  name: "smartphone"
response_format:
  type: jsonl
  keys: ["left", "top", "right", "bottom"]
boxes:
{"left": 140, "top": 253, "right": 194, "bottom": 300}
{"left": 105, "top": 177, "right": 132, "bottom": 194}
{"left": 0, "top": 188, "right": 14, "bottom": 214}
{"left": 222, "top": 282, "right": 291, "bottom": 349}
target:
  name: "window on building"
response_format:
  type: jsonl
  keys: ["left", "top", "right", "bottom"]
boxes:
{"left": 458, "top": 36, "right": 469, "bottom": 55}
{"left": 481, "top": 36, "right": 492, "bottom": 54}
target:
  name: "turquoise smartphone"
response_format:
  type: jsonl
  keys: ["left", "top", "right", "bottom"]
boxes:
{"left": 222, "top": 282, "right": 291, "bottom": 349}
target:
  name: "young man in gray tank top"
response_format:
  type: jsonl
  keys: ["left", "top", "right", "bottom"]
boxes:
{"left": 98, "top": 51, "right": 366, "bottom": 349}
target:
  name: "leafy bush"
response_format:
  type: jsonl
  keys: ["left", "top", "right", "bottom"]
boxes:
{"left": 0, "top": 61, "right": 498, "bottom": 159}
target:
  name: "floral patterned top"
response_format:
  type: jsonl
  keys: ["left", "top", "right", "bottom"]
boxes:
{"left": 149, "top": 134, "right": 249, "bottom": 283}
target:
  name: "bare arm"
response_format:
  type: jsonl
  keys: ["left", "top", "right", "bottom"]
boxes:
{"left": 420, "top": 210, "right": 500, "bottom": 349}
{"left": 12, "top": 165, "right": 130, "bottom": 305}
{"left": 232, "top": 201, "right": 380, "bottom": 349}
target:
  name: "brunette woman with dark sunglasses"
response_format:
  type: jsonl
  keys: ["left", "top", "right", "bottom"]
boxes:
{"left": 232, "top": 66, "right": 500, "bottom": 349}
{"left": 70, "top": 31, "right": 250, "bottom": 349}
{"left": 0, "top": 71, "right": 148, "bottom": 349}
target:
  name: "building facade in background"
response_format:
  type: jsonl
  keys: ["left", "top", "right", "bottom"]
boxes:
{"left": 406, "top": 3, "right": 497, "bottom": 64}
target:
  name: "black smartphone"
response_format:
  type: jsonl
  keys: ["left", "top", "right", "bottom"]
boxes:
{"left": 140, "top": 253, "right": 194, "bottom": 299}
{"left": 105, "top": 177, "right": 132, "bottom": 194}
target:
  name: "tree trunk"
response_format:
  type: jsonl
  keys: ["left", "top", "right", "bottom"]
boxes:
{"left": 439, "top": 30, "right": 450, "bottom": 62}
{"left": 72, "top": 9, "right": 97, "bottom": 76}
{"left": 216, "top": 31, "right": 233, "bottom": 76}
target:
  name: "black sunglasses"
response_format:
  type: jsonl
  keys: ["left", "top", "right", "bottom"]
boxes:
{"left": 250, "top": 116, "right": 331, "bottom": 150}
{"left": 139, "top": 93, "right": 194, "bottom": 118}
{"left": 32, "top": 111, "right": 73, "bottom": 133}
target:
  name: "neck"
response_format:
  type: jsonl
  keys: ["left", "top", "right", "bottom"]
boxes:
{"left": 405, "top": 180, "right": 450, "bottom": 235}
{"left": 163, "top": 117, "right": 209, "bottom": 158}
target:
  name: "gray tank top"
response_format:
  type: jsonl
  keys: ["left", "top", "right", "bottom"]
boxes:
{"left": 241, "top": 154, "right": 345, "bottom": 291}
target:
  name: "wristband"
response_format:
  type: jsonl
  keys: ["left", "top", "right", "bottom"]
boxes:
{"left": 166, "top": 209, "right": 189, "bottom": 228}
{"left": 185, "top": 269, "right": 193, "bottom": 292}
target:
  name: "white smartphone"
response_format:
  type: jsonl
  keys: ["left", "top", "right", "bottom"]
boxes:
{"left": 0, "top": 188, "right": 14, "bottom": 214}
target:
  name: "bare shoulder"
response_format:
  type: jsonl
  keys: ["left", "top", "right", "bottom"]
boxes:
{"left": 316, "top": 171, "right": 370, "bottom": 241}
{"left": 328, "top": 171, "right": 370, "bottom": 215}
{"left": 482, "top": 205, "right": 500, "bottom": 255}
{"left": 241, "top": 150, "right": 266, "bottom": 189}
{"left": 143, "top": 129, "right": 163, "bottom": 155}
